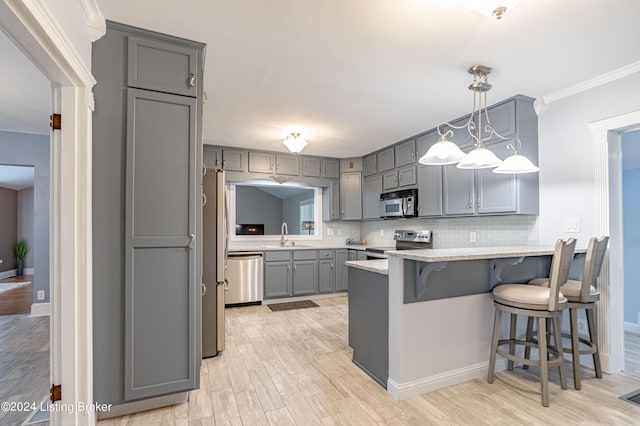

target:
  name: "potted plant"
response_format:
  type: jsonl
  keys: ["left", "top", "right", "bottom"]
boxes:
{"left": 15, "top": 239, "right": 29, "bottom": 276}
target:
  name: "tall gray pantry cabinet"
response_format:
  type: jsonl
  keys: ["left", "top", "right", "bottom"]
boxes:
{"left": 92, "top": 21, "right": 205, "bottom": 415}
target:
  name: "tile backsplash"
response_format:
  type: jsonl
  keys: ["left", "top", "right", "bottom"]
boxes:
{"left": 359, "top": 216, "right": 539, "bottom": 249}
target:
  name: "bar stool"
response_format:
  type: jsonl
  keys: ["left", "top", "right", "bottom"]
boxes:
{"left": 488, "top": 238, "right": 576, "bottom": 407}
{"left": 527, "top": 236, "right": 609, "bottom": 390}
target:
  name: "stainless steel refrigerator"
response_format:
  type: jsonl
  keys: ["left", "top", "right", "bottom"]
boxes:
{"left": 202, "top": 169, "right": 226, "bottom": 358}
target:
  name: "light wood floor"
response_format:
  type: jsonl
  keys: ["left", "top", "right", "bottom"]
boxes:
{"left": 0, "top": 313, "right": 49, "bottom": 426}
{"left": 0, "top": 274, "right": 34, "bottom": 316}
{"left": 625, "top": 330, "right": 640, "bottom": 378}
{"left": 99, "top": 297, "right": 640, "bottom": 425}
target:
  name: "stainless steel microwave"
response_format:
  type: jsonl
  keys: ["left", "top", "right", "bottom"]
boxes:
{"left": 380, "top": 189, "right": 418, "bottom": 219}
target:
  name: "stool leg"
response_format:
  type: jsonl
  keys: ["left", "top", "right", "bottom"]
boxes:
{"left": 488, "top": 308, "right": 502, "bottom": 384}
{"left": 586, "top": 307, "right": 603, "bottom": 378}
{"left": 538, "top": 317, "right": 549, "bottom": 407}
{"left": 524, "top": 316, "right": 534, "bottom": 370}
{"left": 569, "top": 308, "right": 581, "bottom": 390}
{"left": 509, "top": 313, "right": 517, "bottom": 370}
{"left": 553, "top": 315, "right": 567, "bottom": 390}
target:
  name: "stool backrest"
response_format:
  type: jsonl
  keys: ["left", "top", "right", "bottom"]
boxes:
{"left": 579, "top": 236, "right": 609, "bottom": 302}
{"left": 548, "top": 238, "right": 577, "bottom": 311}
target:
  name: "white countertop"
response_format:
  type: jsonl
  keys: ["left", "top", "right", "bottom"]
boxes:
{"left": 345, "top": 259, "right": 389, "bottom": 275}
{"left": 385, "top": 245, "right": 586, "bottom": 262}
{"left": 229, "top": 242, "right": 368, "bottom": 252}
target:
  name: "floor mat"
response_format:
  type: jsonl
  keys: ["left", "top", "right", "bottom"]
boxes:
{"left": 620, "top": 389, "right": 640, "bottom": 407}
{"left": 268, "top": 300, "right": 318, "bottom": 311}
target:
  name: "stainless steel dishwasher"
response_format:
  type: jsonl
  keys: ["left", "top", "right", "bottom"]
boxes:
{"left": 225, "top": 252, "right": 264, "bottom": 305}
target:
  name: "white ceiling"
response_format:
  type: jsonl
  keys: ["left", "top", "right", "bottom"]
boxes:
{"left": 3, "top": 1, "right": 640, "bottom": 159}
{"left": 0, "top": 164, "right": 34, "bottom": 190}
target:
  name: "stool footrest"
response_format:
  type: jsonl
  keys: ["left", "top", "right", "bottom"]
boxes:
{"left": 497, "top": 338, "right": 563, "bottom": 367}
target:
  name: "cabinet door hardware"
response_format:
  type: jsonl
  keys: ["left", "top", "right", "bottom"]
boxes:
{"left": 188, "top": 73, "right": 196, "bottom": 88}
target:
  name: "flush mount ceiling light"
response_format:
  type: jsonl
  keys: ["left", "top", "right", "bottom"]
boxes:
{"left": 419, "top": 65, "right": 538, "bottom": 174}
{"left": 283, "top": 132, "right": 308, "bottom": 154}
{"left": 461, "top": 0, "right": 521, "bottom": 20}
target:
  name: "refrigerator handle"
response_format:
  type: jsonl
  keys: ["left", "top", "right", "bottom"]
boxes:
{"left": 201, "top": 282, "right": 206, "bottom": 296}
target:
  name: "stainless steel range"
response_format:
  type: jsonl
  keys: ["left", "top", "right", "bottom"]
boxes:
{"left": 364, "top": 230, "right": 433, "bottom": 259}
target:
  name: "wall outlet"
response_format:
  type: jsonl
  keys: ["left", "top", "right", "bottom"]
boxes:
{"left": 469, "top": 231, "right": 477, "bottom": 243}
{"left": 337, "top": 228, "right": 342, "bottom": 236}
{"left": 380, "top": 229, "right": 385, "bottom": 237}
{"left": 0, "top": 259, "right": 3, "bottom": 265}
{"left": 327, "top": 228, "right": 334, "bottom": 236}
{"left": 578, "top": 318, "right": 587, "bottom": 335}
{"left": 564, "top": 217, "right": 581, "bottom": 233}
{"left": 37, "top": 290, "right": 45, "bottom": 301}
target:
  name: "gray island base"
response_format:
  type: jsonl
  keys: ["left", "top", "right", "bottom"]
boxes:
{"left": 347, "top": 246, "right": 586, "bottom": 401}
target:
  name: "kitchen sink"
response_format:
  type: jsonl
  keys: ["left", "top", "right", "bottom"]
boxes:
{"left": 262, "top": 244, "right": 313, "bottom": 249}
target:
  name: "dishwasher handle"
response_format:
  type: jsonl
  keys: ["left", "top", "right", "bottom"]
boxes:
{"left": 227, "top": 253, "right": 263, "bottom": 261}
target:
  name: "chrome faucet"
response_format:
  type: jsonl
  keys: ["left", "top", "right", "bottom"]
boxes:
{"left": 280, "top": 222, "right": 289, "bottom": 247}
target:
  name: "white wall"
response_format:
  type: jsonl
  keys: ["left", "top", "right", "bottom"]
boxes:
{"left": 17, "top": 186, "right": 34, "bottom": 268}
{"left": 537, "top": 72, "right": 640, "bottom": 245}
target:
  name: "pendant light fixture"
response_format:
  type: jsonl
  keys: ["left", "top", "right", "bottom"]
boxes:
{"left": 493, "top": 140, "right": 539, "bottom": 174}
{"left": 461, "top": 0, "right": 521, "bottom": 20}
{"left": 283, "top": 132, "right": 308, "bottom": 154}
{"left": 418, "top": 65, "right": 539, "bottom": 174}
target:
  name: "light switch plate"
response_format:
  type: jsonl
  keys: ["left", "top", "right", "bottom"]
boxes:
{"left": 469, "top": 231, "right": 477, "bottom": 243}
{"left": 564, "top": 217, "right": 581, "bottom": 233}
{"left": 327, "top": 228, "right": 334, "bottom": 236}
{"left": 380, "top": 229, "right": 385, "bottom": 237}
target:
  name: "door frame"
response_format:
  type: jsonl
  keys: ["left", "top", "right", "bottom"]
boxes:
{"left": 588, "top": 109, "right": 640, "bottom": 375}
{"left": 0, "top": 0, "right": 103, "bottom": 424}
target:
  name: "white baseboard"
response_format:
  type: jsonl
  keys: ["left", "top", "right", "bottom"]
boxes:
{"left": 30, "top": 303, "right": 50, "bottom": 317}
{"left": 387, "top": 359, "right": 509, "bottom": 400}
{"left": 0, "top": 269, "right": 17, "bottom": 279}
{"left": 24, "top": 267, "right": 34, "bottom": 275}
{"left": 624, "top": 321, "right": 640, "bottom": 335}
{"left": 262, "top": 292, "right": 348, "bottom": 305}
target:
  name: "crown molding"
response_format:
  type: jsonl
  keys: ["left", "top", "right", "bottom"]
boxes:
{"left": 78, "top": 0, "right": 105, "bottom": 41}
{"left": 540, "top": 61, "right": 640, "bottom": 106}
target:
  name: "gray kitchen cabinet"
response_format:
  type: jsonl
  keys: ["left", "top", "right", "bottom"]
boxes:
{"left": 335, "top": 249, "right": 349, "bottom": 291}
{"left": 395, "top": 139, "right": 416, "bottom": 166}
{"left": 93, "top": 21, "right": 204, "bottom": 409}
{"left": 363, "top": 154, "right": 378, "bottom": 177}
{"left": 323, "top": 159, "right": 340, "bottom": 179}
{"left": 417, "top": 164, "right": 443, "bottom": 217}
{"left": 363, "top": 174, "right": 382, "bottom": 220}
{"left": 292, "top": 250, "right": 318, "bottom": 295}
{"left": 248, "top": 152, "right": 274, "bottom": 173}
{"left": 203, "top": 146, "right": 222, "bottom": 169}
{"left": 378, "top": 147, "right": 395, "bottom": 172}
{"left": 276, "top": 154, "right": 299, "bottom": 176}
{"left": 302, "top": 157, "right": 321, "bottom": 177}
{"left": 127, "top": 36, "right": 198, "bottom": 97}
{"left": 264, "top": 261, "right": 292, "bottom": 298}
{"left": 440, "top": 116, "right": 474, "bottom": 149}
{"left": 319, "top": 253, "right": 335, "bottom": 293}
{"left": 416, "top": 129, "right": 438, "bottom": 158}
{"left": 443, "top": 165, "right": 475, "bottom": 216}
{"left": 340, "top": 172, "right": 362, "bottom": 220}
{"left": 382, "top": 170, "right": 399, "bottom": 191}
{"left": 357, "top": 251, "right": 367, "bottom": 260}
{"left": 348, "top": 249, "right": 357, "bottom": 261}
{"left": 482, "top": 99, "right": 517, "bottom": 144}
{"left": 398, "top": 165, "right": 417, "bottom": 187}
{"left": 222, "top": 149, "right": 246, "bottom": 171}
{"left": 322, "top": 180, "right": 340, "bottom": 221}
{"left": 475, "top": 140, "right": 516, "bottom": 213}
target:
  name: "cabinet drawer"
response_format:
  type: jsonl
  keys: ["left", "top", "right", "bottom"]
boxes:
{"left": 318, "top": 250, "right": 334, "bottom": 260}
{"left": 293, "top": 250, "right": 317, "bottom": 260}
{"left": 264, "top": 251, "right": 291, "bottom": 262}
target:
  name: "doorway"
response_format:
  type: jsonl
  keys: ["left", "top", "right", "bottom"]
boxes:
{"left": 622, "top": 129, "right": 640, "bottom": 377}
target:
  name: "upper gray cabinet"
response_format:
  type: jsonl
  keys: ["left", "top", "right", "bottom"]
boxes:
{"left": 128, "top": 36, "right": 198, "bottom": 97}
{"left": 302, "top": 157, "right": 321, "bottom": 177}
{"left": 276, "top": 154, "right": 299, "bottom": 176}
{"left": 322, "top": 180, "right": 340, "bottom": 221}
{"left": 363, "top": 154, "right": 377, "bottom": 177}
{"left": 248, "top": 152, "right": 274, "bottom": 174}
{"left": 222, "top": 149, "right": 246, "bottom": 171}
{"left": 439, "top": 116, "right": 474, "bottom": 149}
{"left": 340, "top": 171, "right": 362, "bottom": 220}
{"left": 378, "top": 148, "right": 395, "bottom": 172}
{"left": 382, "top": 170, "right": 399, "bottom": 191}
{"left": 395, "top": 139, "right": 416, "bottom": 167}
{"left": 417, "top": 164, "right": 443, "bottom": 217}
{"left": 398, "top": 165, "right": 417, "bottom": 187}
{"left": 481, "top": 99, "right": 517, "bottom": 143}
{"left": 363, "top": 174, "right": 382, "bottom": 220}
{"left": 443, "top": 165, "right": 475, "bottom": 216}
{"left": 323, "top": 159, "right": 340, "bottom": 179}
{"left": 203, "top": 146, "right": 222, "bottom": 169}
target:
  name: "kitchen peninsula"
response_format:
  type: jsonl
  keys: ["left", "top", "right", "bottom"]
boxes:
{"left": 346, "top": 245, "right": 586, "bottom": 400}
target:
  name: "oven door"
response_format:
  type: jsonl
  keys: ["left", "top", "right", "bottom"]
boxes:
{"left": 380, "top": 198, "right": 404, "bottom": 218}
{"left": 364, "top": 251, "right": 388, "bottom": 260}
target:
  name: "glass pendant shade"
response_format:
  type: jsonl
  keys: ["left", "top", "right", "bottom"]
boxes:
{"left": 456, "top": 147, "right": 502, "bottom": 169}
{"left": 461, "top": 0, "right": 521, "bottom": 19}
{"left": 418, "top": 136, "right": 467, "bottom": 165}
{"left": 493, "top": 153, "right": 539, "bottom": 174}
{"left": 283, "top": 133, "right": 308, "bottom": 153}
